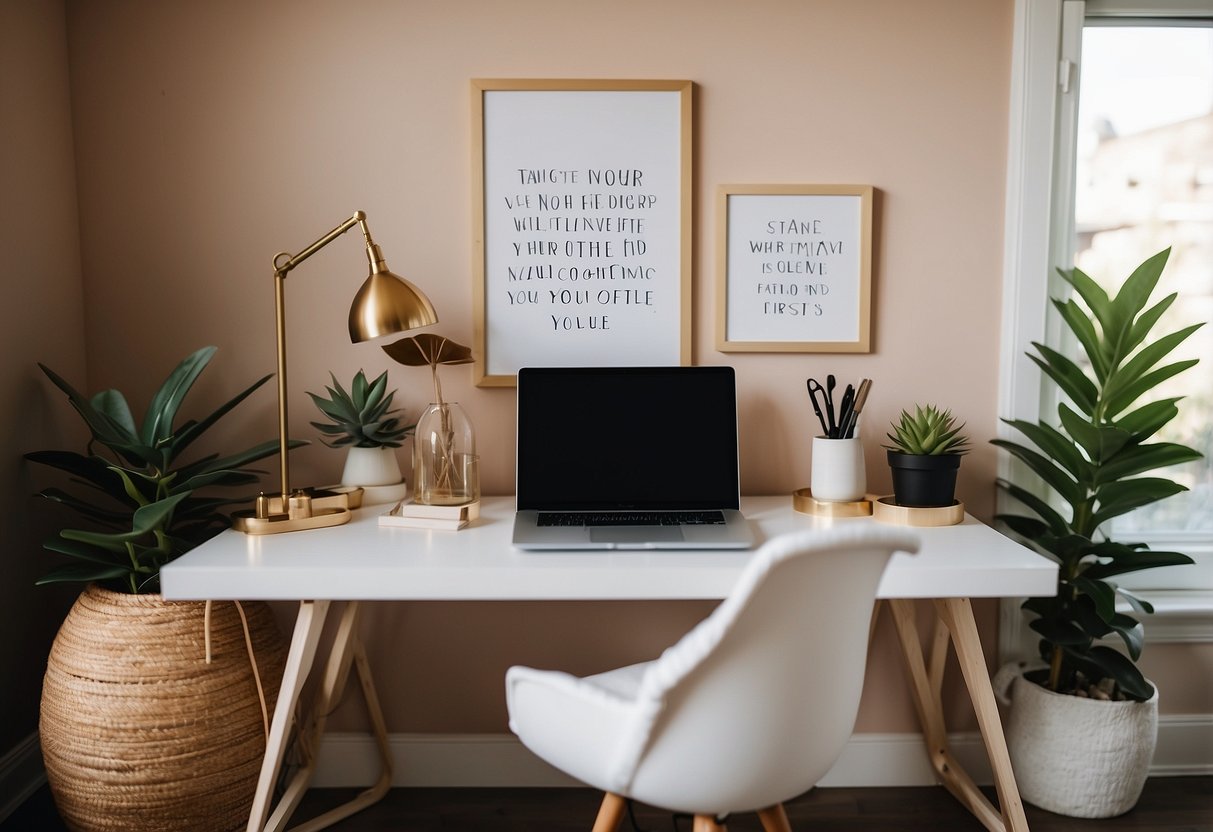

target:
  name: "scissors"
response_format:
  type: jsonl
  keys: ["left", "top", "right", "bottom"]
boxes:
{"left": 806, "top": 378, "right": 832, "bottom": 437}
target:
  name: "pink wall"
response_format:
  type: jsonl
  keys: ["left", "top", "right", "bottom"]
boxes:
{"left": 63, "top": 0, "right": 1017, "bottom": 733}
{"left": 0, "top": 0, "right": 88, "bottom": 752}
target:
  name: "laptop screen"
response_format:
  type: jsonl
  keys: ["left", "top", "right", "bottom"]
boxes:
{"left": 516, "top": 366, "right": 741, "bottom": 512}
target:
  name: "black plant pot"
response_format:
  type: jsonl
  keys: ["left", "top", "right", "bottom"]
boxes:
{"left": 887, "top": 450, "right": 961, "bottom": 507}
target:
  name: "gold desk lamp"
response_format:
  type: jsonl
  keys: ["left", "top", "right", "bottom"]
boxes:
{"left": 233, "top": 211, "right": 438, "bottom": 534}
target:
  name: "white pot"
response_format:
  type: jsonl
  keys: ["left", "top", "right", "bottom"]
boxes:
{"left": 994, "top": 664, "right": 1158, "bottom": 818}
{"left": 810, "top": 436, "right": 866, "bottom": 502}
{"left": 341, "top": 445, "right": 403, "bottom": 488}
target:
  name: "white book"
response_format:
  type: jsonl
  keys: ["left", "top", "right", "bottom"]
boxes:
{"left": 390, "top": 500, "right": 480, "bottom": 521}
{"left": 378, "top": 513, "right": 468, "bottom": 531}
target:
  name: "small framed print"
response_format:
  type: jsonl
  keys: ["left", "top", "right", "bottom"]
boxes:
{"left": 716, "top": 184, "right": 873, "bottom": 353}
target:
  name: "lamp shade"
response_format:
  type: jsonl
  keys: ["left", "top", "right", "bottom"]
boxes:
{"left": 348, "top": 268, "right": 438, "bottom": 343}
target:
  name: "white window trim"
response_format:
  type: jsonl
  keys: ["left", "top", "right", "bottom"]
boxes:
{"left": 998, "top": 0, "right": 1213, "bottom": 662}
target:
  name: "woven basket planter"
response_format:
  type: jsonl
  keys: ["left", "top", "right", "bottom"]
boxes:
{"left": 40, "top": 585, "right": 288, "bottom": 832}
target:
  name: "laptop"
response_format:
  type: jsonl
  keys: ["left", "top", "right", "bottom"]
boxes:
{"left": 512, "top": 366, "right": 756, "bottom": 550}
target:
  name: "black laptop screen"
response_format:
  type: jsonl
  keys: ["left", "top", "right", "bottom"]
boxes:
{"left": 516, "top": 366, "right": 741, "bottom": 512}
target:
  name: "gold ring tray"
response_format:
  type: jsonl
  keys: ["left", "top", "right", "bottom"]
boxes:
{"left": 792, "top": 488, "right": 873, "bottom": 517}
{"left": 872, "top": 496, "right": 964, "bottom": 527}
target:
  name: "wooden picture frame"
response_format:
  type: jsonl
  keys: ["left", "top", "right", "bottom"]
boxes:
{"left": 471, "top": 79, "right": 693, "bottom": 386}
{"left": 716, "top": 184, "right": 873, "bottom": 353}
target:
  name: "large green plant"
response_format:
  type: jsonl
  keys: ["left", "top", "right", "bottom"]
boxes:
{"left": 26, "top": 347, "right": 300, "bottom": 594}
{"left": 993, "top": 248, "right": 1201, "bottom": 701}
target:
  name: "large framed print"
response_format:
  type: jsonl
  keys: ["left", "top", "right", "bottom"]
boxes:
{"left": 472, "top": 79, "right": 693, "bottom": 386}
{"left": 716, "top": 184, "right": 873, "bottom": 353}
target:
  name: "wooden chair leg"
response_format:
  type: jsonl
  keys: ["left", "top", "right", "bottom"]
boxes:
{"left": 758, "top": 803, "right": 792, "bottom": 832}
{"left": 693, "top": 815, "right": 727, "bottom": 831}
{"left": 592, "top": 793, "right": 627, "bottom": 832}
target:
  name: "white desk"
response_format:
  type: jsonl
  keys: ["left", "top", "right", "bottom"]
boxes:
{"left": 162, "top": 495, "right": 1056, "bottom": 832}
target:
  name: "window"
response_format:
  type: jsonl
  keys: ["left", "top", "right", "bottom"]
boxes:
{"left": 1000, "top": 0, "right": 1213, "bottom": 655}
{"left": 1064, "top": 14, "right": 1213, "bottom": 587}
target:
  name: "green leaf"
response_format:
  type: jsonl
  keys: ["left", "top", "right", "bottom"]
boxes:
{"left": 1105, "top": 358, "right": 1200, "bottom": 420}
{"left": 35, "top": 563, "right": 131, "bottom": 586}
{"left": 1001, "top": 419, "right": 1091, "bottom": 484}
{"left": 1112, "top": 247, "right": 1168, "bottom": 315}
{"left": 1072, "top": 576, "right": 1117, "bottom": 623}
{"left": 991, "top": 439, "right": 1082, "bottom": 505}
{"left": 42, "top": 537, "right": 125, "bottom": 565}
{"left": 1056, "top": 404, "right": 1101, "bottom": 460}
{"left": 1059, "top": 266, "right": 1113, "bottom": 334}
{"left": 1107, "top": 613, "right": 1144, "bottom": 660}
{"left": 90, "top": 389, "right": 138, "bottom": 438}
{"left": 1054, "top": 298, "right": 1108, "bottom": 381}
{"left": 1067, "top": 645, "right": 1154, "bottom": 701}
{"left": 1102, "top": 324, "right": 1202, "bottom": 408}
{"left": 36, "top": 488, "right": 129, "bottom": 525}
{"left": 140, "top": 346, "right": 217, "bottom": 446}
{"left": 1084, "top": 548, "right": 1194, "bottom": 580}
{"left": 1122, "top": 292, "right": 1177, "bottom": 359}
{"left": 1091, "top": 478, "right": 1187, "bottom": 528}
{"left": 1030, "top": 617, "right": 1089, "bottom": 646}
{"left": 172, "top": 373, "right": 273, "bottom": 459}
{"left": 995, "top": 479, "right": 1069, "bottom": 535}
{"left": 1116, "top": 398, "right": 1181, "bottom": 442}
{"left": 1114, "top": 584, "right": 1157, "bottom": 615}
{"left": 1096, "top": 442, "right": 1202, "bottom": 484}
{"left": 1029, "top": 348, "right": 1097, "bottom": 416}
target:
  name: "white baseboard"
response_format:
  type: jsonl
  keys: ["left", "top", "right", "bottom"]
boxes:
{"left": 309, "top": 716, "right": 1211, "bottom": 789}
{"left": 0, "top": 732, "right": 46, "bottom": 822}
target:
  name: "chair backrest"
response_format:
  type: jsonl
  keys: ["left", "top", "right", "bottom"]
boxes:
{"left": 613, "top": 526, "right": 920, "bottom": 815}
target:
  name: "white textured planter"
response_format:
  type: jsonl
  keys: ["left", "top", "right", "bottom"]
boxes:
{"left": 341, "top": 446, "right": 403, "bottom": 488}
{"left": 996, "top": 667, "right": 1157, "bottom": 818}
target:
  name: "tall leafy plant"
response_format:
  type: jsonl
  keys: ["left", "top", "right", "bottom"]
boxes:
{"left": 26, "top": 346, "right": 299, "bottom": 594}
{"left": 993, "top": 248, "right": 1202, "bottom": 701}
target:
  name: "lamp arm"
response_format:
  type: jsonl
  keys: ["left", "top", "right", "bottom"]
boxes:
{"left": 271, "top": 210, "right": 376, "bottom": 502}
{"left": 274, "top": 210, "right": 375, "bottom": 277}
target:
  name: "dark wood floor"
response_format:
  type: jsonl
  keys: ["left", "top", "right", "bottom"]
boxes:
{"left": 5, "top": 777, "right": 1210, "bottom": 831}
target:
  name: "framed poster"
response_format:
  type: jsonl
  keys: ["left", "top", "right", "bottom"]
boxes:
{"left": 716, "top": 184, "right": 873, "bottom": 353}
{"left": 471, "top": 79, "right": 693, "bottom": 386}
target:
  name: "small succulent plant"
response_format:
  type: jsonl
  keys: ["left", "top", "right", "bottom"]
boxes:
{"left": 308, "top": 370, "right": 411, "bottom": 449}
{"left": 885, "top": 404, "right": 970, "bottom": 456}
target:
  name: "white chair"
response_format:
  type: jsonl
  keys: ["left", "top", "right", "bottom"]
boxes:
{"left": 505, "top": 527, "right": 920, "bottom": 832}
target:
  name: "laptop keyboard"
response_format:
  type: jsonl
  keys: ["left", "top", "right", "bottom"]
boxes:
{"left": 537, "top": 510, "right": 727, "bottom": 527}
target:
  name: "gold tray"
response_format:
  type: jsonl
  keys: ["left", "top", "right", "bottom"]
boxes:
{"left": 792, "top": 488, "right": 873, "bottom": 517}
{"left": 872, "top": 496, "right": 964, "bottom": 526}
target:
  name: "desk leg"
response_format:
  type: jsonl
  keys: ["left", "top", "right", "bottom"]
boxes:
{"left": 249, "top": 600, "right": 333, "bottom": 832}
{"left": 262, "top": 600, "right": 393, "bottom": 832}
{"left": 886, "top": 599, "right": 1029, "bottom": 832}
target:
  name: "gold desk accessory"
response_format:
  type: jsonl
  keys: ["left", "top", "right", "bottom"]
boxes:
{"left": 872, "top": 496, "right": 965, "bottom": 527}
{"left": 792, "top": 488, "right": 874, "bottom": 518}
{"left": 233, "top": 211, "right": 438, "bottom": 535}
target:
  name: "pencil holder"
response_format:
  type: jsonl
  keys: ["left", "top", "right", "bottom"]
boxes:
{"left": 811, "top": 436, "right": 866, "bottom": 502}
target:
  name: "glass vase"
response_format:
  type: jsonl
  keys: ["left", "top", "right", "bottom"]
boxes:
{"left": 413, "top": 401, "right": 480, "bottom": 506}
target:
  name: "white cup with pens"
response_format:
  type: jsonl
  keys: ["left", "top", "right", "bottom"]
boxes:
{"left": 808, "top": 377, "right": 871, "bottom": 502}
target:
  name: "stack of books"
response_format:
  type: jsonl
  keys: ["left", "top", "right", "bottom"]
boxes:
{"left": 379, "top": 499, "right": 480, "bottom": 531}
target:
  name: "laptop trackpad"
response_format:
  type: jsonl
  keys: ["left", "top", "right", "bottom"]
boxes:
{"left": 590, "top": 526, "right": 683, "bottom": 545}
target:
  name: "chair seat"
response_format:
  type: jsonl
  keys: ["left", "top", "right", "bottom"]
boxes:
{"left": 506, "top": 661, "right": 651, "bottom": 792}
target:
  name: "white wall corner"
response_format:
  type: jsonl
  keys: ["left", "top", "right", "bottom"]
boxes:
{"left": 0, "top": 732, "right": 46, "bottom": 823}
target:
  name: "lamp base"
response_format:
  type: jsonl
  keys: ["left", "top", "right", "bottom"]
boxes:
{"left": 232, "top": 487, "right": 362, "bottom": 535}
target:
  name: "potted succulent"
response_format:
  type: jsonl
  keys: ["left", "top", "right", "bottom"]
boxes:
{"left": 991, "top": 248, "right": 1201, "bottom": 818}
{"left": 382, "top": 333, "right": 478, "bottom": 506}
{"left": 308, "top": 368, "right": 412, "bottom": 500}
{"left": 884, "top": 404, "right": 970, "bottom": 507}
{"left": 27, "top": 346, "right": 291, "bottom": 831}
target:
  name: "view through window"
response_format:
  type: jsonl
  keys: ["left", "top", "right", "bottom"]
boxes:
{"left": 1069, "top": 22, "right": 1213, "bottom": 541}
